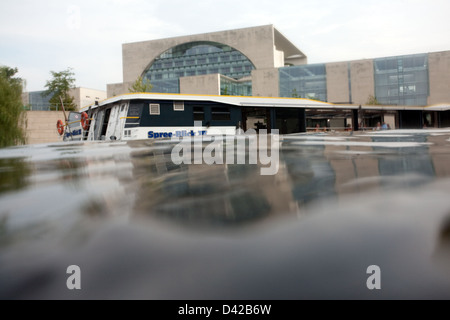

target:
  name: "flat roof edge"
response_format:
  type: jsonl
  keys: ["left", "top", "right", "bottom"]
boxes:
{"left": 81, "top": 93, "right": 450, "bottom": 112}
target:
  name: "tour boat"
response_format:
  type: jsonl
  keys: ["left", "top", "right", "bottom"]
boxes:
{"left": 56, "top": 92, "right": 357, "bottom": 141}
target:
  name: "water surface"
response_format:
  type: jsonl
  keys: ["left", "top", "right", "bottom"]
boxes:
{"left": 1, "top": 130, "right": 450, "bottom": 299}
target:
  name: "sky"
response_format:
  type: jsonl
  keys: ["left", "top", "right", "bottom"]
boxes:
{"left": 1, "top": 0, "right": 450, "bottom": 92}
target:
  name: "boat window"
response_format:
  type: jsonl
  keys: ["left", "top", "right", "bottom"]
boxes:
{"left": 173, "top": 101, "right": 184, "bottom": 111}
{"left": 150, "top": 104, "right": 160, "bottom": 115}
{"left": 212, "top": 107, "right": 230, "bottom": 121}
{"left": 128, "top": 105, "right": 142, "bottom": 117}
{"left": 193, "top": 107, "right": 204, "bottom": 121}
{"left": 125, "top": 104, "right": 143, "bottom": 128}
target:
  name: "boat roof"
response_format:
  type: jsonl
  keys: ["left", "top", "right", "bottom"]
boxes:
{"left": 81, "top": 93, "right": 450, "bottom": 112}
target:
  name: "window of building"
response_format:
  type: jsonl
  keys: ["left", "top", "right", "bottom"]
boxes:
{"left": 143, "top": 41, "right": 255, "bottom": 94}
{"left": 279, "top": 64, "right": 327, "bottom": 101}
{"left": 220, "top": 76, "right": 252, "bottom": 96}
{"left": 374, "top": 53, "right": 429, "bottom": 106}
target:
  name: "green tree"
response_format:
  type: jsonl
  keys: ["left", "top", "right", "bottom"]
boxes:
{"left": 366, "top": 95, "right": 381, "bottom": 105}
{"left": 0, "top": 66, "right": 27, "bottom": 147}
{"left": 129, "top": 76, "right": 153, "bottom": 93}
{"left": 42, "top": 68, "right": 77, "bottom": 111}
{"left": 222, "top": 85, "right": 229, "bottom": 96}
{"left": 291, "top": 88, "right": 299, "bottom": 98}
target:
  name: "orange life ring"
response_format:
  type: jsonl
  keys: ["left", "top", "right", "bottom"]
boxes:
{"left": 81, "top": 112, "right": 89, "bottom": 130}
{"left": 57, "top": 120, "right": 65, "bottom": 136}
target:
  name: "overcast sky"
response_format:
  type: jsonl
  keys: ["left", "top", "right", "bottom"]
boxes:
{"left": 1, "top": 0, "right": 450, "bottom": 91}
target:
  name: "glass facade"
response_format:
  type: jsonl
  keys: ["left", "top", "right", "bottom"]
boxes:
{"left": 29, "top": 91, "right": 51, "bottom": 111}
{"left": 220, "top": 76, "right": 252, "bottom": 96}
{"left": 279, "top": 64, "right": 327, "bottom": 101}
{"left": 374, "top": 54, "right": 429, "bottom": 106}
{"left": 143, "top": 41, "right": 255, "bottom": 94}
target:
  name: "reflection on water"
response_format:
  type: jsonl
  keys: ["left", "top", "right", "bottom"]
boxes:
{"left": 1, "top": 130, "right": 450, "bottom": 299}
{"left": 0, "top": 158, "right": 31, "bottom": 194}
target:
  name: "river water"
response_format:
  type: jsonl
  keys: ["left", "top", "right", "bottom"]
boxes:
{"left": 1, "top": 130, "right": 450, "bottom": 299}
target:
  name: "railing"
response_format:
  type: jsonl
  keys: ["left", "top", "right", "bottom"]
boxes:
{"left": 306, "top": 126, "right": 394, "bottom": 132}
{"left": 306, "top": 127, "right": 354, "bottom": 133}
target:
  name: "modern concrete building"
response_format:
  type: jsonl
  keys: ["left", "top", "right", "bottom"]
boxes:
{"left": 107, "top": 24, "right": 450, "bottom": 111}
{"left": 21, "top": 25, "right": 450, "bottom": 145}
{"left": 107, "top": 25, "right": 307, "bottom": 98}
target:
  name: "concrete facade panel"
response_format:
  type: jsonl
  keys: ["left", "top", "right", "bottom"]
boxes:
{"left": 180, "top": 74, "right": 221, "bottom": 95}
{"left": 107, "top": 82, "right": 133, "bottom": 98}
{"left": 350, "top": 60, "right": 375, "bottom": 105}
{"left": 252, "top": 68, "right": 279, "bottom": 97}
{"left": 428, "top": 51, "right": 450, "bottom": 105}
{"left": 122, "top": 25, "right": 278, "bottom": 83}
{"left": 326, "top": 62, "right": 350, "bottom": 104}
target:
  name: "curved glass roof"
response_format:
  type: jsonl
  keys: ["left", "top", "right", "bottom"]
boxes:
{"left": 143, "top": 41, "right": 255, "bottom": 93}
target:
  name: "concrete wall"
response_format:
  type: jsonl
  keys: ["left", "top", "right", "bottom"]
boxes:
{"left": 326, "top": 62, "right": 350, "bottom": 104}
{"left": 274, "top": 48, "right": 285, "bottom": 68}
{"left": 122, "top": 25, "right": 280, "bottom": 84}
{"left": 180, "top": 74, "right": 221, "bottom": 95}
{"left": 428, "top": 51, "right": 450, "bottom": 105}
{"left": 107, "top": 82, "right": 133, "bottom": 98}
{"left": 251, "top": 68, "right": 279, "bottom": 97}
{"left": 24, "top": 111, "right": 66, "bottom": 145}
{"left": 350, "top": 59, "right": 375, "bottom": 105}
{"left": 70, "top": 88, "right": 107, "bottom": 109}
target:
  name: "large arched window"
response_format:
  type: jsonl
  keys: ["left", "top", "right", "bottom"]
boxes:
{"left": 143, "top": 41, "right": 255, "bottom": 93}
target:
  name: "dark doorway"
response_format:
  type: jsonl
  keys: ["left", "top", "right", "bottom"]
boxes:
{"left": 101, "top": 108, "right": 112, "bottom": 138}
{"left": 242, "top": 108, "right": 271, "bottom": 133}
{"left": 439, "top": 111, "right": 450, "bottom": 128}
{"left": 275, "top": 108, "right": 306, "bottom": 134}
{"left": 399, "top": 110, "right": 423, "bottom": 129}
